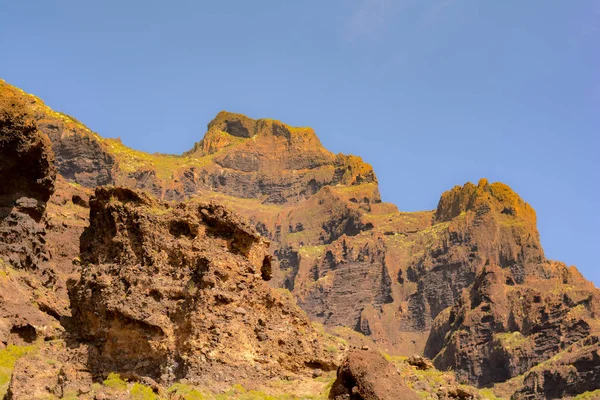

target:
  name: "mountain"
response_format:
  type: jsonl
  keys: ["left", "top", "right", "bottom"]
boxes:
{"left": 0, "top": 79, "right": 599, "bottom": 399}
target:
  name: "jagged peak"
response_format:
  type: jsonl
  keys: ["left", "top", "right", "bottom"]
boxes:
{"left": 188, "top": 110, "right": 323, "bottom": 156}
{"left": 435, "top": 178, "right": 537, "bottom": 228}
{"left": 208, "top": 110, "right": 316, "bottom": 137}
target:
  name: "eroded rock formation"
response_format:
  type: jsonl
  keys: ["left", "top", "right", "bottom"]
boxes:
{"left": 0, "top": 82, "right": 64, "bottom": 347}
{"left": 69, "top": 186, "right": 340, "bottom": 387}
{"left": 1, "top": 78, "right": 599, "bottom": 398}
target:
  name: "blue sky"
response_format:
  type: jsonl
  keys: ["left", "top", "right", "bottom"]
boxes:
{"left": 1, "top": 1, "right": 598, "bottom": 285}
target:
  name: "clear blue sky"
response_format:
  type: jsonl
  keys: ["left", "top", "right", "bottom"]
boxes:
{"left": 1, "top": 1, "right": 598, "bottom": 285}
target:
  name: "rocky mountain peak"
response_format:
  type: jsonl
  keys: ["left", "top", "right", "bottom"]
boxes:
{"left": 188, "top": 110, "right": 325, "bottom": 158}
{"left": 435, "top": 178, "right": 537, "bottom": 229}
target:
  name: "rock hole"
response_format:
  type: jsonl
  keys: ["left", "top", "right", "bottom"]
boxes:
{"left": 169, "top": 220, "right": 195, "bottom": 239}
{"left": 149, "top": 289, "right": 163, "bottom": 302}
{"left": 10, "top": 324, "right": 37, "bottom": 344}
{"left": 224, "top": 120, "right": 251, "bottom": 138}
{"left": 71, "top": 194, "right": 88, "bottom": 208}
{"left": 261, "top": 255, "right": 272, "bottom": 281}
{"left": 121, "top": 278, "right": 131, "bottom": 292}
{"left": 501, "top": 207, "right": 516, "bottom": 216}
{"left": 481, "top": 315, "right": 494, "bottom": 324}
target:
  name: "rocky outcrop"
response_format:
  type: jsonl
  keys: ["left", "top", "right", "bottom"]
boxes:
{"left": 425, "top": 263, "right": 600, "bottom": 386}
{"left": 0, "top": 82, "right": 64, "bottom": 346}
{"left": 185, "top": 111, "right": 378, "bottom": 204}
{"left": 404, "top": 179, "right": 545, "bottom": 332}
{"left": 68, "top": 186, "right": 340, "bottom": 389}
{"left": 512, "top": 335, "right": 600, "bottom": 399}
{"left": 0, "top": 84, "right": 55, "bottom": 271}
{"left": 329, "top": 349, "right": 419, "bottom": 400}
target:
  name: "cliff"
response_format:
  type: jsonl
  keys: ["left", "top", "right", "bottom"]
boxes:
{"left": 1, "top": 79, "right": 599, "bottom": 399}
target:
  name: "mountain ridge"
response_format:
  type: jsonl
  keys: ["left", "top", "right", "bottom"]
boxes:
{"left": 1, "top": 78, "right": 599, "bottom": 399}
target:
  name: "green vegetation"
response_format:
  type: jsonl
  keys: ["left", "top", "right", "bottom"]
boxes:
{"left": 494, "top": 332, "right": 530, "bottom": 350}
{"left": 103, "top": 138, "right": 216, "bottom": 181}
{"left": 101, "top": 373, "right": 160, "bottom": 399}
{"left": 62, "top": 391, "right": 80, "bottom": 400}
{"left": 298, "top": 245, "right": 326, "bottom": 259}
{"left": 0, "top": 344, "right": 37, "bottom": 397}
{"left": 325, "top": 345, "right": 338, "bottom": 354}
{"left": 96, "top": 375, "right": 335, "bottom": 399}
{"left": 212, "top": 382, "right": 332, "bottom": 400}
{"left": 103, "top": 372, "right": 129, "bottom": 391}
{"left": 275, "top": 288, "right": 295, "bottom": 303}
{"left": 131, "top": 382, "right": 160, "bottom": 400}
{"left": 478, "top": 388, "right": 502, "bottom": 400}
{"left": 168, "top": 383, "right": 207, "bottom": 400}
{"left": 574, "top": 390, "right": 600, "bottom": 399}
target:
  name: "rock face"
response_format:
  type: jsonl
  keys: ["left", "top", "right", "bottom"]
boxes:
{"left": 185, "top": 111, "right": 377, "bottom": 204}
{"left": 0, "top": 82, "right": 64, "bottom": 347}
{"left": 421, "top": 183, "right": 600, "bottom": 388}
{"left": 69, "top": 186, "right": 339, "bottom": 387}
{"left": 0, "top": 83, "right": 55, "bottom": 271}
{"left": 1, "top": 79, "right": 599, "bottom": 398}
{"left": 513, "top": 335, "right": 600, "bottom": 399}
{"left": 328, "top": 349, "right": 419, "bottom": 400}
{"left": 425, "top": 263, "right": 600, "bottom": 386}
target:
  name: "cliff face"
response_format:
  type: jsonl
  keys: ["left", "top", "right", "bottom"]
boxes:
{"left": 1, "top": 79, "right": 599, "bottom": 398}
{"left": 68, "top": 186, "right": 339, "bottom": 388}
{"left": 0, "top": 83, "right": 64, "bottom": 349}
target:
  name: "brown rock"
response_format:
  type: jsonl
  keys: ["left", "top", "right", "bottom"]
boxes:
{"left": 0, "top": 82, "right": 56, "bottom": 270}
{"left": 511, "top": 335, "right": 600, "bottom": 399}
{"left": 68, "top": 186, "right": 339, "bottom": 389}
{"left": 425, "top": 263, "right": 600, "bottom": 387}
{"left": 329, "top": 349, "right": 419, "bottom": 400}
{"left": 2, "top": 79, "right": 600, "bottom": 398}
{"left": 0, "top": 81, "right": 64, "bottom": 344}
{"left": 407, "top": 355, "right": 434, "bottom": 371}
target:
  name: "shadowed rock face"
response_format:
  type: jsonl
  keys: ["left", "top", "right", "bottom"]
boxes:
{"left": 425, "top": 263, "right": 600, "bottom": 386}
{"left": 69, "top": 187, "right": 339, "bottom": 387}
{"left": 0, "top": 86, "right": 56, "bottom": 270}
{"left": 512, "top": 335, "right": 600, "bottom": 399}
{"left": 0, "top": 82, "right": 64, "bottom": 348}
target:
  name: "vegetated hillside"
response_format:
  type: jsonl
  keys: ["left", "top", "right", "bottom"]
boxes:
{"left": 0, "top": 79, "right": 599, "bottom": 399}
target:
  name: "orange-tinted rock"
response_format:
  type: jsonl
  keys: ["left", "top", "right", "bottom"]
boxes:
{"left": 0, "top": 83, "right": 56, "bottom": 269}
{"left": 425, "top": 263, "right": 600, "bottom": 386}
{"left": 0, "top": 82, "right": 64, "bottom": 344}
{"left": 512, "top": 335, "right": 600, "bottom": 399}
{"left": 329, "top": 349, "right": 419, "bottom": 400}
{"left": 2, "top": 79, "right": 599, "bottom": 398}
{"left": 69, "top": 187, "right": 339, "bottom": 388}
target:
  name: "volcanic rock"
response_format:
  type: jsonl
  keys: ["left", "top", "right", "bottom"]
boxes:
{"left": 0, "top": 82, "right": 64, "bottom": 346}
{"left": 68, "top": 186, "right": 339, "bottom": 388}
{"left": 2, "top": 79, "right": 600, "bottom": 398}
{"left": 328, "top": 349, "right": 419, "bottom": 400}
{"left": 511, "top": 335, "right": 600, "bottom": 399}
{"left": 425, "top": 262, "right": 600, "bottom": 386}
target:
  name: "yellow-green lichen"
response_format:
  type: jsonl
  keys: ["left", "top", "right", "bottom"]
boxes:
{"left": 0, "top": 344, "right": 37, "bottom": 396}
